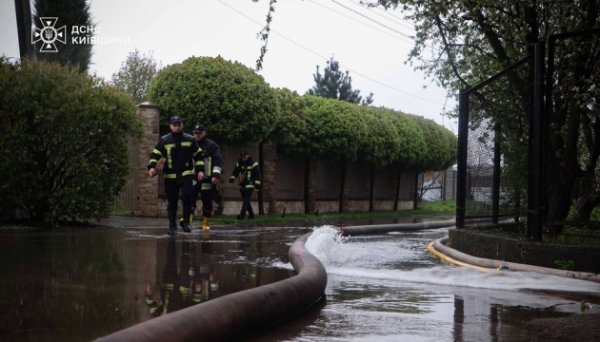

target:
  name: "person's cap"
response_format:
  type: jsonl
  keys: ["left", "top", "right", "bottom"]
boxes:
{"left": 240, "top": 151, "right": 249, "bottom": 157}
{"left": 169, "top": 116, "right": 183, "bottom": 124}
{"left": 193, "top": 124, "right": 206, "bottom": 133}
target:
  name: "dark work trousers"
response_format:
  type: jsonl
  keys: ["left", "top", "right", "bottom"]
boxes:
{"left": 165, "top": 177, "right": 194, "bottom": 227}
{"left": 239, "top": 188, "right": 254, "bottom": 218}
{"left": 191, "top": 181, "right": 214, "bottom": 217}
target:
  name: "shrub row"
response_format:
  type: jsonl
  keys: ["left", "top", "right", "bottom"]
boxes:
{"left": 149, "top": 56, "right": 456, "bottom": 170}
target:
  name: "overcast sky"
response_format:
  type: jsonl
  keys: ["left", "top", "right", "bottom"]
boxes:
{"left": 1, "top": 0, "right": 457, "bottom": 132}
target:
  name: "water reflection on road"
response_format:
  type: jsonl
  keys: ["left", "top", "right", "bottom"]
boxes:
{"left": 0, "top": 224, "right": 598, "bottom": 341}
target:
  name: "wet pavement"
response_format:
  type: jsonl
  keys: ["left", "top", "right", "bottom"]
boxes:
{"left": 0, "top": 217, "right": 598, "bottom": 341}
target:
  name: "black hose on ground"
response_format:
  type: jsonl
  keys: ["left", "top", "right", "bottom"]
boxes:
{"left": 97, "top": 232, "right": 327, "bottom": 342}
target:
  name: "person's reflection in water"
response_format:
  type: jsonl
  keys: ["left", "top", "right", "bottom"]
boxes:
{"left": 145, "top": 239, "right": 193, "bottom": 317}
{"left": 145, "top": 239, "right": 219, "bottom": 317}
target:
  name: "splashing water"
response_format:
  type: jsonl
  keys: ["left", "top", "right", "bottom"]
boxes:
{"left": 303, "top": 226, "right": 600, "bottom": 295}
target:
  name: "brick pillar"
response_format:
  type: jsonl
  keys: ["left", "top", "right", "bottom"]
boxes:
{"left": 135, "top": 102, "right": 160, "bottom": 217}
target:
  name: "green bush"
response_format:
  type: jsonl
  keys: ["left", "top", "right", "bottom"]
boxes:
{"left": 410, "top": 115, "right": 457, "bottom": 170}
{"left": 270, "top": 87, "right": 306, "bottom": 147}
{"left": 359, "top": 107, "right": 403, "bottom": 167}
{"left": 147, "top": 56, "right": 277, "bottom": 144}
{"left": 291, "top": 96, "right": 367, "bottom": 160}
{"left": 0, "top": 59, "right": 141, "bottom": 226}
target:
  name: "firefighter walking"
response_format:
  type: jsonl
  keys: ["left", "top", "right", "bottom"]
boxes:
{"left": 147, "top": 116, "right": 204, "bottom": 235}
{"left": 229, "top": 151, "right": 261, "bottom": 219}
{"left": 188, "top": 124, "right": 223, "bottom": 230}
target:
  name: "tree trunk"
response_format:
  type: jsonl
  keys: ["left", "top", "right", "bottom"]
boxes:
{"left": 413, "top": 172, "right": 420, "bottom": 210}
{"left": 573, "top": 169, "right": 600, "bottom": 221}
{"left": 369, "top": 165, "right": 375, "bottom": 212}
{"left": 338, "top": 159, "right": 348, "bottom": 213}
{"left": 393, "top": 167, "right": 402, "bottom": 210}
{"left": 304, "top": 157, "right": 316, "bottom": 214}
{"left": 258, "top": 143, "right": 264, "bottom": 215}
{"left": 260, "top": 141, "right": 278, "bottom": 214}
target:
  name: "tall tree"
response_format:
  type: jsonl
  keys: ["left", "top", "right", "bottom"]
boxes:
{"left": 371, "top": 0, "right": 600, "bottom": 234}
{"left": 112, "top": 49, "right": 160, "bottom": 104}
{"left": 33, "top": 0, "right": 92, "bottom": 72}
{"left": 307, "top": 57, "right": 374, "bottom": 105}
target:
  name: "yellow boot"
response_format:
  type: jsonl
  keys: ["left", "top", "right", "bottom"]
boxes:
{"left": 202, "top": 217, "right": 210, "bottom": 231}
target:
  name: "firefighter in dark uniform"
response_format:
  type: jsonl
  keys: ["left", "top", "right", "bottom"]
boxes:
{"left": 148, "top": 116, "right": 204, "bottom": 235}
{"left": 229, "top": 151, "right": 261, "bottom": 219}
{"left": 189, "top": 124, "right": 223, "bottom": 230}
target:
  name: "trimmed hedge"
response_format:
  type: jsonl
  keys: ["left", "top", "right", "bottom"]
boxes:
{"left": 147, "top": 56, "right": 277, "bottom": 144}
{"left": 147, "top": 55, "right": 456, "bottom": 171}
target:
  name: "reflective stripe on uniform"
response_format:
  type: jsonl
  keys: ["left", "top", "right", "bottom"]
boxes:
{"left": 152, "top": 148, "right": 163, "bottom": 156}
{"left": 201, "top": 182, "right": 213, "bottom": 190}
{"left": 181, "top": 141, "right": 192, "bottom": 147}
{"left": 165, "top": 144, "right": 175, "bottom": 169}
{"left": 205, "top": 157, "right": 212, "bottom": 177}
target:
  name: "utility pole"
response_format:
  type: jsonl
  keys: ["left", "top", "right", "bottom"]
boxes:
{"left": 14, "top": 0, "right": 34, "bottom": 59}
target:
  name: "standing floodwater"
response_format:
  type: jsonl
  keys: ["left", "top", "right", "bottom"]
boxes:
{"left": 255, "top": 226, "right": 600, "bottom": 341}
{"left": 0, "top": 224, "right": 598, "bottom": 341}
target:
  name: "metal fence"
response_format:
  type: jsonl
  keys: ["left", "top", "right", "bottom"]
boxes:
{"left": 457, "top": 30, "right": 600, "bottom": 239}
{"left": 457, "top": 53, "right": 534, "bottom": 229}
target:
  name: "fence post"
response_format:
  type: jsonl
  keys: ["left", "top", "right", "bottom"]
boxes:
{"left": 492, "top": 123, "right": 501, "bottom": 224}
{"left": 456, "top": 89, "right": 470, "bottom": 228}
{"left": 528, "top": 42, "right": 545, "bottom": 240}
{"left": 135, "top": 102, "right": 160, "bottom": 217}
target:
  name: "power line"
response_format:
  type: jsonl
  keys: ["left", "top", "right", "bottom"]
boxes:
{"left": 305, "top": 0, "right": 413, "bottom": 45}
{"left": 327, "top": 0, "right": 414, "bottom": 40}
{"left": 216, "top": 0, "right": 445, "bottom": 106}
{"left": 348, "top": 0, "right": 415, "bottom": 31}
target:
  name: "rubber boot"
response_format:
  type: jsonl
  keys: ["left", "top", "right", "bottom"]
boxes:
{"left": 202, "top": 216, "right": 210, "bottom": 231}
{"left": 167, "top": 210, "right": 177, "bottom": 235}
{"left": 181, "top": 213, "right": 192, "bottom": 233}
{"left": 180, "top": 213, "right": 194, "bottom": 230}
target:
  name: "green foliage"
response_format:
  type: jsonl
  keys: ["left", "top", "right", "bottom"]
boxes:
{"left": 373, "top": 107, "right": 427, "bottom": 168}
{"left": 269, "top": 87, "right": 306, "bottom": 146}
{"left": 33, "top": 0, "right": 93, "bottom": 72}
{"left": 307, "top": 57, "right": 374, "bottom": 105}
{"left": 554, "top": 259, "right": 575, "bottom": 271}
{"left": 411, "top": 115, "right": 457, "bottom": 171}
{"left": 359, "top": 107, "right": 403, "bottom": 167}
{"left": 0, "top": 59, "right": 141, "bottom": 226}
{"left": 278, "top": 95, "right": 455, "bottom": 170}
{"left": 293, "top": 96, "right": 367, "bottom": 160}
{"left": 147, "top": 56, "right": 277, "bottom": 144}
{"left": 372, "top": 0, "right": 600, "bottom": 229}
{"left": 112, "top": 49, "right": 160, "bottom": 104}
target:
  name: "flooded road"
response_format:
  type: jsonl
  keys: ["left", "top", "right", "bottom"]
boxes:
{"left": 0, "top": 224, "right": 598, "bottom": 341}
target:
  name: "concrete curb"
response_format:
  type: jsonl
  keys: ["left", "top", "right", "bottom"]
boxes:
{"left": 428, "top": 237, "right": 600, "bottom": 283}
{"left": 97, "top": 232, "right": 327, "bottom": 342}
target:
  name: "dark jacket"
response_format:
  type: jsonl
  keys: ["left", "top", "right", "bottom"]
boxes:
{"left": 197, "top": 137, "right": 222, "bottom": 179}
{"left": 148, "top": 132, "right": 203, "bottom": 179}
{"left": 229, "top": 157, "right": 261, "bottom": 189}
